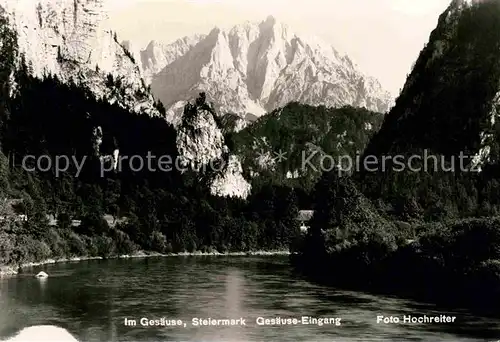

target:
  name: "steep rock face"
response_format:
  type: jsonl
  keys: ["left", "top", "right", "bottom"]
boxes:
{"left": 143, "top": 16, "right": 393, "bottom": 125}
{"left": 138, "top": 35, "right": 206, "bottom": 85}
{"left": 176, "top": 96, "right": 251, "bottom": 199}
{"left": 364, "top": 0, "right": 500, "bottom": 168}
{"left": 176, "top": 107, "right": 227, "bottom": 169}
{"left": 354, "top": 0, "right": 500, "bottom": 221}
{"left": 0, "top": 0, "right": 161, "bottom": 117}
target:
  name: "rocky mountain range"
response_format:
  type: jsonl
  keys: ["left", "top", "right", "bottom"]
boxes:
{"left": 0, "top": 0, "right": 394, "bottom": 128}
{"left": 0, "top": 0, "right": 394, "bottom": 200}
{"left": 133, "top": 16, "right": 394, "bottom": 126}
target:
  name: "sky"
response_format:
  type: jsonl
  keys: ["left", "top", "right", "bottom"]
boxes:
{"left": 108, "top": 0, "right": 452, "bottom": 95}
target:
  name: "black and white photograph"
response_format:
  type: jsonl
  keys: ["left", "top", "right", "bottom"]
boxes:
{"left": 0, "top": 0, "right": 499, "bottom": 341}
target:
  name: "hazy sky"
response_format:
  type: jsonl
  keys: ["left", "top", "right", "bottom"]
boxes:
{"left": 109, "top": 0, "right": 452, "bottom": 95}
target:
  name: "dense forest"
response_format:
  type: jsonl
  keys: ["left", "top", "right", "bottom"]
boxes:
{"left": 0, "top": 15, "right": 304, "bottom": 267}
{"left": 1, "top": 0, "right": 499, "bottom": 314}
{"left": 295, "top": 0, "right": 500, "bottom": 313}
{"left": 360, "top": 0, "right": 500, "bottom": 220}
{"left": 229, "top": 103, "right": 384, "bottom": 193}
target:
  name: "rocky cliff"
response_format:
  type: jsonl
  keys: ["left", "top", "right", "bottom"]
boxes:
{"left": 176, "top": 94, "right": 251, "bottom": 199}
{"left": 364, "top": 0, "right": 500, "bottom": 170}
{"left": 0, "top": 0, "right": 161, "bottom": 117}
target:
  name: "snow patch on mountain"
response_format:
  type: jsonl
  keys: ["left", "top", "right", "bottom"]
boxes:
{"left": 0, "top": 0, "right": 161, "bottom": 117}
{"left": 139, "top": 16, "right": 393, "bottom": 124}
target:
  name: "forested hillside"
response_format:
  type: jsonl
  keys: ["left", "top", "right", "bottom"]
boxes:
{"left": 358, "top": 0, "right": 500, "bottom": 222}
{"left": 0, "top": 15, "right": 301, "bottom": 266}
{"left": 295, "top": 0, "right": 500, "bottom": 312}
{"left": 230, "top": 103, "right": 383, "bottom": 192}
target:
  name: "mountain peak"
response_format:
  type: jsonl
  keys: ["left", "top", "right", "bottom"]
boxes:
{"left": 145, "top": 40, "right": 158, "bottom": 49}
{"left": 208, "top": 26, "right": 222, "bottom": 37}
{"left": 264, "top": 15, "right": 277, "bottom": 24}
{"left": 260, "top": 14, "right": 287, "bottom": 32}
{"left": 142, "top": 19, "right": 393, "bottom": 123}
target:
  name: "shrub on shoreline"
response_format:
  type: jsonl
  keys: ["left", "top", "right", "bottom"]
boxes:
{"left": 296, "top": 216, "right": 500, "bottom": 311}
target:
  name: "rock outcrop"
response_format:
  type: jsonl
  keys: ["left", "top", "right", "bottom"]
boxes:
{"left": 364, "top": 0, "right": 500, "bottom": 170}
{"left": 0, "top": 0, "right": 161, "bottom": 117}
{"left": 176, "top": 94, "right": 251, "bottom": 199}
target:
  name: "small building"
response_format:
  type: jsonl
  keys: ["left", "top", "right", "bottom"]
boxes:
{"left": 0, "top": 214, "right": 28, "bottom": 222}
{"left": 103, "top": 214, "right": 128, "bottom": 228}
{"left": 16, "top": 214, "right": 28, "bottom": 222}
{"left": 0, "top": 198, "right": 26, "bottom": 222}
{"left": 46, "top": 214, "right": 128, "bottom": 228}
{"left": 297, "top": 210, "right": 314, "bottom": 233}
{"left": 0, "top": 198, "right": 27, "bottom": 222}
{"left": 46, "top": 214, "right": 57, "bottom": 226}
{"left": 103, "top": 214, "right": 115, "bottom": 227}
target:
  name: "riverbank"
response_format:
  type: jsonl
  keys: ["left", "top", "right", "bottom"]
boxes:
{"left": 4, "top": 257, "right": 500, "bottom": 342}
{"left": 0, "top": 250, "right": 291, "bottom": 277}
{"left": 294, "top": 217, "right": 500, "bottom": 316}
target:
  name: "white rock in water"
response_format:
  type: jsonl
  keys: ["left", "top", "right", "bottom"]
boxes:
{"left": 35, "top": 271, "right": 48, "bottom": 278}
{"left": 6, "top": 325, "right": 78, "bottom": 342}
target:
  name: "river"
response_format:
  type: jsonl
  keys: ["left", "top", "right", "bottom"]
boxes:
{"left": 0, "top": 256, "right": 498, "bottom": 342}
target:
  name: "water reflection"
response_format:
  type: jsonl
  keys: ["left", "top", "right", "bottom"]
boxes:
{"left": 37, "top": 277, "right": 47, "bottom": 297}
{"left": 107, "top": 287, "right": 117, "bottom": 342}
{"left": 0, "top": 256, "right": 499, "bottom": 342}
